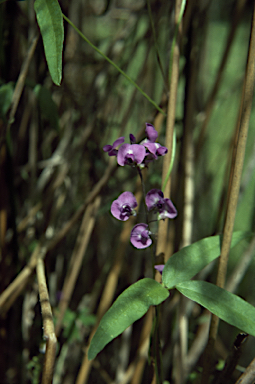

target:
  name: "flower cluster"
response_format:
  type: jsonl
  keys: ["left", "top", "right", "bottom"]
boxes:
{"left": 105, "top": 123, "right": 177, "bottom": 249}
{"left": 103, "top": 123, "right": 168, "bottom": 168}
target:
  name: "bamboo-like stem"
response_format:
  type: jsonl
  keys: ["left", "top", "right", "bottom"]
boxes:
{"left": 75, "top": 189, "right": 142, "bottom": 384}
{"left": 55, "top": 197, "right": 101, "bottom": 336}
{"left": 201, "top": 3, "right": 255, "bottom": 382}
{"left": 234, "top": 356, "right": 255, "bottom": 384}
{"left": 37, "top": 257, "right": 57, "bottom": 384}
{"left": 0, "top": 243, "right": 46, "bottom": 314}
{"left": 0, "top": 160, "right": 116, "bottom": 315}
{"left": 156, "top": 0, "right": 183, "bottom": 261}
{"left": 174, "top": 2, "right": 198, "bottom": 381}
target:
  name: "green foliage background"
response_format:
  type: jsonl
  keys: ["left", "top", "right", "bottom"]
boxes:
{"left": 0, "top": 0, "right": 254, "bottom": 383}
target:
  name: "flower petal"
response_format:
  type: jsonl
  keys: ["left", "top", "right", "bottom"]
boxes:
{"left": 111, "top": 192, "right": 138, "bottom": 221}
{"left": 117, "top": 144, "right": 146, "bottom": 166}
{"left": 130, "top": 223, "right": 152, "bottom": 249}
{"left": 154, "top": 265, "right": 165, "bottom": 274}
{"left": 146, "top": 189, "right": 164, "bottom": 210}
{"left": 145, "top": 123, "right": 158, "bottom": 142}
{"left": 112, "top": 136, "right": 125, "bottom": 149}
{"left": 158, "top": 199, "right": 178, "bottom": 219}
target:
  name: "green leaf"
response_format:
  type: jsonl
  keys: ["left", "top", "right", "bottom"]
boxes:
{"left": 34, "top": 0, "right": 64, "bottom": 85}
{"left": 88, "top": 278, "right": 169, "bottom": 360}
{"left": 176, "top": 280, "right": 255, "bottom": 337}
{"left": 162, "top": 231, "right": 250, "bottom": 289}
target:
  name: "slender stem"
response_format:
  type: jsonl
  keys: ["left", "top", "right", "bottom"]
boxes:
{"left": 62, "top": 13, "right": 166, "bottom": 117}
{"left": 37, "top": 258, "right": 57, "bottom": 384}
{"left": 201, "top": 3, "right": 255, "bottom": 382}
{"left": 156, "top": 0, "right": 183, "bottom": 261}
{"left": 146, "top": 0, "right": 168, "bottom": 93}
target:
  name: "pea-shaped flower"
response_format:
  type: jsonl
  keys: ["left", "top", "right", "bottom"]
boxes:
{"left": 103, "top": 136, "right": 125, "bottom": 157}
{"left": 146, "top": 189, "right": 177, "bottom": 220}
{"left": 111, "top": 192, "right": 137, "bottom": 221}
{"left": 117, "top": 144, "right": 146, "bottom": 166}
{"left": 130, "top": 223, "right": 152, "bottom": 249}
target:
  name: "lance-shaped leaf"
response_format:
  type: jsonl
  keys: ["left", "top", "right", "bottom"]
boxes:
{"left": 176, "top": 280, "right": 255, "bottom": 337}
{"left": 162, "top": 231, "right": 250, "bottom": 289}
{"left": 34, "top": 0, "right": 64, "bottom": 85}
{"left": 88, "top": 278, "right": 169, "bottom": 360}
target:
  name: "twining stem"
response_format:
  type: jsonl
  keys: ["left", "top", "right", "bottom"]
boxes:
{"left": 36, "top": 257, "right": 57, "bottom": 384}
{"left": 201, "top": 3, "right": 255, "bottom": 383}
{"left": 62, "top": 13, "right": 166, "bottom": 117}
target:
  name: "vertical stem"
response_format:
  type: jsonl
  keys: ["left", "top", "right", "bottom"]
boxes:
{"left": 37, "top": 258, "right": 57, "bottom": 384}
{"left": 156, "top": 0, "right": 183, "bottom": 261}
{"left": 201, "top": 3, "right": 255, "bottom": 382}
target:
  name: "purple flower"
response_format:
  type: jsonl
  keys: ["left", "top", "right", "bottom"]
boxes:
{"left": 145, "top": 123, "right": 158, "bottom": 142}
{"left": 154, "top": 264, "right": 165, "bottom": 274}
{"left": 117, "top": 144, "right": 146, "bottom": 166}
{"left": 129, "top": 134, "right": 136, "bottom": 144}
{"left": 111, "top": 192, "right": 137, "bottom": 221}
{"left": 130, "top": 223, "right": 152, "bottom": 249}
{"left": 146, "top": 189, "right": 177, "bottom": 220}
{"left": 140, "top": 123, "right": 168, "bottom": 163}
{"left": 143, "top": 142, "right": 168, "bottom": 159}
{"left": 103, "top": 137, "right": 125, "bottom": 157}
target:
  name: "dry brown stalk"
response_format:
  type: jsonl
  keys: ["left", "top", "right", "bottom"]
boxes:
{"left": 75, "top": 190, "right": 142, "bottom": 384}
{"left": 37, "top": 257, "right": 57, "bottom": 384}
{"left": 0, "top": 243, "right": 46, "bottom": 315}
{"left": 234, "top": 356, "right": 255, "bottom": 384}
{"left": 2, "top": 34, "right": 39, "bottom": 144}
{"left": 201, "top": 3, "right": 255, "bottom": 382}
{"left": 156, "top": 0, "right": 183, "bottom": 261}
{"left": 55, "top": 196, "right": 101, "bottom": 336}
{"left": 0, "top": 159, "right": 117, "bottom": 317}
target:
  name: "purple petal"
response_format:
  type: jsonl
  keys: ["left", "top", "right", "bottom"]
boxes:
{"left": 103, "top": 137, "right": 125, "bottom": 157}
{"left": 111, "top": 192, "right": 138, "bottom": 221}
{"left": 145, "top": 123, "right": 158, "bottom": 142}
{"left": 146, "top": 189, "right": 164, "bottom": 210}
{"left": 154, "top": 265, "right": 165, "bottom": 274}
{"left": 158, "top": 199, "right": 178, "bottom": 219}
{"left": 143, "top": 142, "right": 158, "bottom": 157}
{"left": 130, "top": 223, "right": 152, "bottom": 249}
{"left": 112, "top": 136, "right": 125, "bottom": 149}
{"left": 103, "top": 144, "right": 113, "bottom": 152}
{"left": 156, "top": 145, "right": 168, "bottom": 156}
{"left": 129, "top": 134, "right": 136, "bottom": 144}
{"left": 117, "top": 191, "right": 137, "bottom": 208}
{"left": 117, "top": 144, "right": 146, "bottom": 166}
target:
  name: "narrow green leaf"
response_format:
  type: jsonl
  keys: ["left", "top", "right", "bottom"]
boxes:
{"left": 34, "top": 0, "right": 64, "bottom": 85}
{"left": 88, "top": 278, "right": 169, "bottom": 360}
{"left": 176, "top": 280, "right": 255, "bottom": 337}
{"left": 62, "top": 13, "right": 166, "bottom": 116}
{"left": 162, "top": 231, "right": 250, "bottom": 289}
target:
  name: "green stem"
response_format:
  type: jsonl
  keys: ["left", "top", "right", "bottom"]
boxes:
{"left": 62, "top": 13, "right": 166, "bottom": 117}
